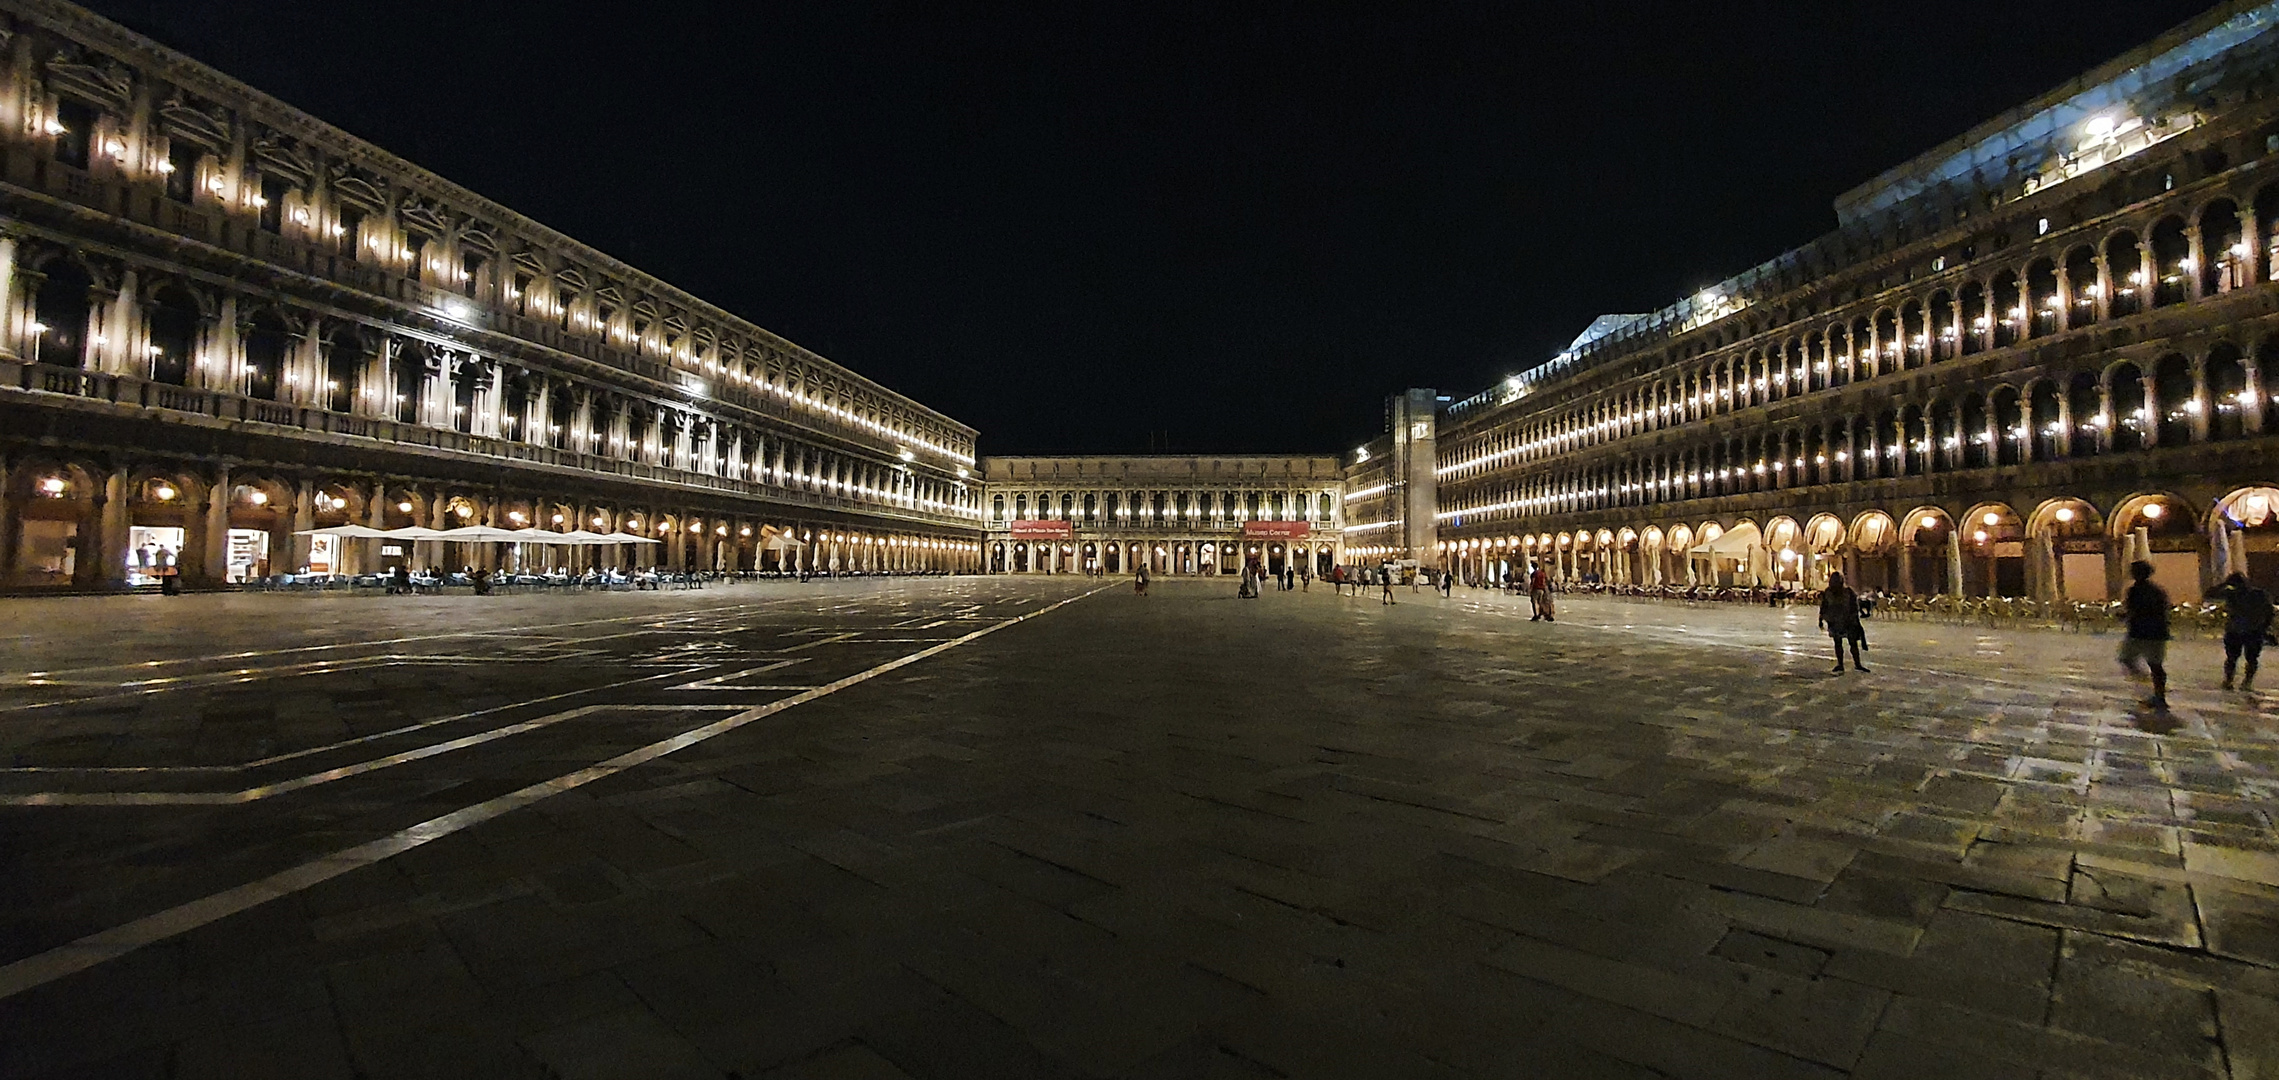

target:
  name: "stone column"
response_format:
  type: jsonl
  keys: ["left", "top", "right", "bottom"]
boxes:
{"left": 290, "top": 480, "right": 315, "bottom": 572}
{"left": 1946, "top": 530, "right": 1965, "bottom": 598}
{"left": 97, "top": 467, "right": 129, "bottom": 589}
{"left": 203, "top": 465, "right": 231, "bottom": 584}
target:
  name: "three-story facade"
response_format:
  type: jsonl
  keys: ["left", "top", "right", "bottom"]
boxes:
{"left": 1421, "top": 2, "right": 2279, "bottom": 603}
{"left": 0, "top": 0, "right": 982, "bottom": 589}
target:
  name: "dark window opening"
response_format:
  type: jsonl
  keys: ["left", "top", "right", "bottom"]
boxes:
{"left": 52, "top": 99, "right": 94, "bottom": 170}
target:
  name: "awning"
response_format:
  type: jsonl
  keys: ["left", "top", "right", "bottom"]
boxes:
{"left": 1688, "top": 521, "right": 1762, "bottom": 558}
{"left": 433, "top": 526, "right": 528, "bottom": 542}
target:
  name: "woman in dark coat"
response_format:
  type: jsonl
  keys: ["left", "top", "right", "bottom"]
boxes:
{"left": 1818, "top": 571, "right": 1867, "bottom": 673}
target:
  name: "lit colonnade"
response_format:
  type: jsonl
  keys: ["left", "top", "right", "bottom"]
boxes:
{"left": 0, "top": 2, "right": 984, "bottom": 588}
{"left": 981, "top": 456, "right": 1344, "bottom": 576}
{"left": 1430, "top": 4, "right": 2279, "bottom": 602}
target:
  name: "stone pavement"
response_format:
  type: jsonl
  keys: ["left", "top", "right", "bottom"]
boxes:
{"left": 1, "top": 577, "right": 2277, "bottom": 1078}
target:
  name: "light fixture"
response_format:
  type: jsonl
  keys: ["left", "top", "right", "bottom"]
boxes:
{"left": 398, "top": 501, "right": 413, "bottom": 513}
{"left": 38, "top": 476, "right": 66, "bottom": 496}
{"left": 2055, "top": 507, "right": 2076, "bottom": 524}
{"left": 2143, "top": 503, "right": 2165, "bottom": 520}
{"left": 153, "top": 484, "right": 176, "bottom": 501}
{"left": 249, "top": 491, "right": 269, "bottom": 506}
{"left": 1919, "top": 515, "right": 1936, "bottom": 529}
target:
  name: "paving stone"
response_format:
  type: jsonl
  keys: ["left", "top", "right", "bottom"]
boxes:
{"left": 5, "top": 583, "right": 2279, "bottom": 1078}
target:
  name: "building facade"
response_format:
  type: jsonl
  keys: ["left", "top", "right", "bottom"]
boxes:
{"left": 982, "top": 456, "right": 1344, "bottom": 576}
{"left": 1407, "top": 1, "right": 2279, "bottom": 603}
{"left": 0, "top": 0, "right": 983, "bottom": 590}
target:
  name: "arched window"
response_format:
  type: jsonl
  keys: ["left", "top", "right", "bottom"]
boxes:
{"left": 2205, "top": 200, "right": 2245, "bottom": 293}
{"left": 2150, "top": 217, "right": 2189, "bottom": 306}
{"left": 147, "top": 286, "right": 199, "bottom": 385}
{"left": 2107, "top": 232, "right": 2144, "bottom": 317}
{"left": 2029, "top": 381, "right": 2062, "bottom": 460}
{"left": 2208, "top": 343, "right": 2248, "bottom": 441}
{"left": 2152, "top": 353, "right": 2193, "bottom": 446}
{"left": 2027, "top": 259, "right": 2060, "bottom": 336}
{"left": 2068, "top": 372, "right": 2103, "bottom": 457}
{"left": 2064, "top": 246, "right": 2100, "bottom": 325}
{"left": 1991, "top": 387, "right": 2022, "bottom": 467}
{"left": 1958, "top": 282, "right": 1987, "bottom": 355}
{"left": 323, "top": 326, "right": 363, "bottom": 411}
{"left": 32, "top": 260, "right": 92, "bottom": 369}
{"left": 243, "top": 311, "right": 291, "bottom": 401}
{"left": 2110, "top": 363, "right": 2146, "bottom": 452}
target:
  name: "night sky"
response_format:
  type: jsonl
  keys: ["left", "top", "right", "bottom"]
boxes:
{"left": 88, "top": 1, "right": 2216, "bottom": 455}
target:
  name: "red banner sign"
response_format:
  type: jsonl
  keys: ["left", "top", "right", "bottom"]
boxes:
{"left": 1008, "top": 520, "right": 1074, "bottom": 539}
{"left": 1243, "top": 521, "right": 1312, "bottom": 539}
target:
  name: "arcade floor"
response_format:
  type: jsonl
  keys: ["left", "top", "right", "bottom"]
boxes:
{"left": 1, "top": 577, "right": 2275, "bottom": 1079}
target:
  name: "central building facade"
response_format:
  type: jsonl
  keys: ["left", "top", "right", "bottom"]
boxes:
{"left": 981, "top": 455, "right": 1343, "bottom": 576}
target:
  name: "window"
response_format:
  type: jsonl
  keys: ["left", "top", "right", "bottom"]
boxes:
{"left": 51, "top": 99, "right": 93, "bottom": 170}
{"left": 257, "top": 175, "right": 287, "bottom": 234}
{"left": 164, "top": 140, "right": 197, "bottom": 203}
{"left": 404, "top": 234, "right": 427, "bottom": 281}
{"left": 337, "top": 206, "right": 364, "bottom": 257}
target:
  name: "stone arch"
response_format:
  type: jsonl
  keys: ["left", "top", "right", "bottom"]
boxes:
{"left": 2106, "top": 229, "right": 2144, "bottom": 316}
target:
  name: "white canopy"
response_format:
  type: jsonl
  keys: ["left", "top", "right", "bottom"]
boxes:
{"left": 1689, "top": 521, "right": 1762, "bottom": 558}
{"left": 291, "top": 525, "right": 660, "bottom": 544}
{"left": 432, "top": 525, "right": 527, "bottom": 542}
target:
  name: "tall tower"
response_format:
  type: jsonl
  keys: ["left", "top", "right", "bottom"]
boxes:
{"left": 1390, "top": 388, "right": 1439, "bottom": 564}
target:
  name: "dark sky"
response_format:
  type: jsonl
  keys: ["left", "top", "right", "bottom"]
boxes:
{"left": 88, "top": 1, "right": 2215, "bottom": 455}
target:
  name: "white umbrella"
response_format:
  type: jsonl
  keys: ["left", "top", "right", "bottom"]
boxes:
{"left": 434, "top": 525, "right": 526, "bottom": 542}
{"left": 555, "top": 530, "right": 618, "bottom": 544}
{"left": 602, "top": 532, "right": 663, "bottom": 544}
{"left": 293, "top": 524, "right": 393, "bottom": 538}
{"left": 386, "top": 526, "right": 448, "bottom": 540}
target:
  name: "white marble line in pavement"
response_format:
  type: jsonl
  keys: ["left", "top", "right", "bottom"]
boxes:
{"left": 0, "top": 705, "right": 751, "bottom": 805}
{"left": 0, "top": 586, "right": 1109, "bottom": 1003}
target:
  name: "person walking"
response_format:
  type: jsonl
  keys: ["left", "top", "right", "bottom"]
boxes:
{"left": 1529, "top": 562, "right": 1555, "bottom": 622}
{"left": 1134, "top": 563, "right": 1150, "bottom": 596}
{"left": 156, "top": 546, "right": 181, "bottom": 596}
{"left": 1817, "top": 571, "right": 1868, "bottom": 673}
{"left": 2206, "top": 571, "right": 2274, "bottom": 691}
{"left": 1379, "top": 562, "right": 1395, "bottom": 605}
{"left": 2119, "top": 560, "right": 2172, "bottom": 710}
{"left": 1438, "top": 568, "right": 1453, "bottom": 598}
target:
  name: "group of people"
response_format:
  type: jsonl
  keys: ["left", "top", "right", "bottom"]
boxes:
{"left": 1236, "top": 558, "right": 1309, "bottom": 598}
{"left": 1810, "top": 561, "right": 2276, "bottom": 708}
{"left": 132, "top": 543, "right": 183, "bottom": 595}
{"left": 2112, "top": 563, "right": 2273, "bottom": 710}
